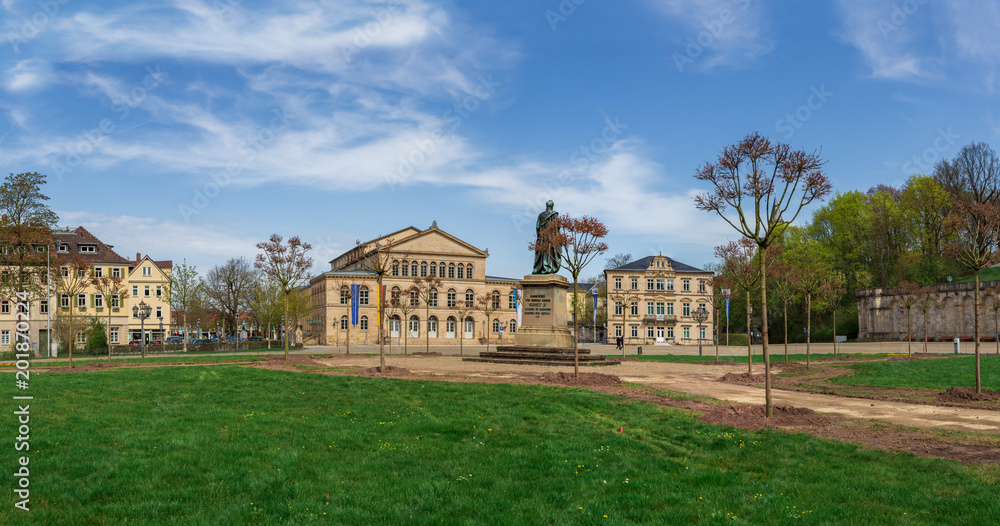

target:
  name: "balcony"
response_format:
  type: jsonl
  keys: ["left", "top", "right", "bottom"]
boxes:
{"left": 642, "top": 314, "right": 677, "bottom": 322}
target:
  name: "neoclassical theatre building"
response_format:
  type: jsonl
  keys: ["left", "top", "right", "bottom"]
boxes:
{"left": 309, "top": 223, "right": 519, "bottom": 345}
{"left": 857, "top": 280, "right": 1000, "bottom": 341}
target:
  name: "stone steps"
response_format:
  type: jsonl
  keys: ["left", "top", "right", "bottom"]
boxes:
{"left": 463, "top": 345, "right": 621, "bottom": 367}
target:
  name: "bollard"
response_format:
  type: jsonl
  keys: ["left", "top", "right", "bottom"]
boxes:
{"left": 637, "top": 346, "right": 642, "bottom": 355}
{"left": 954, "top": 337, "right": 960, "bottom": 354}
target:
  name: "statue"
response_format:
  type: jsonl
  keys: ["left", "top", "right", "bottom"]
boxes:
{"left": 532, "top": 200, "right": 561, "bottom": 275}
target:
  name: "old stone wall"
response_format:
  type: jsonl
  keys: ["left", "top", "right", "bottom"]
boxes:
{"left": 856, "top": 280, "right": 1000, "bottom": 341}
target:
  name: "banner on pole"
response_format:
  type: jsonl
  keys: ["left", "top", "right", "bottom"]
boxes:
{"left": 516, "top": 289, "right": 523, "bottom": 327}
{"left": 351, "top": 284, "right": 360, "bottom": 325}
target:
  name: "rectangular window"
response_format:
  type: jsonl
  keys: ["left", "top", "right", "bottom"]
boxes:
{"left": 656, "top": 279, "right": 665, "bottom": 291}
{"left": 656, "top": 302, "right": 665, "bottom": 315}
{"left": 156, "top": 285, "right": 162, "bottom": 297}
{"left": 112, "top": 267, "right": 121, "bottom": 278}
{"left": 79, "top": 244, "right": 96, "bottom": 253}
{"left": 156, "top": 306, "right": 162, "bottom": 318}
{"left": 95, "top": 294, "right": 104, "bottom": 309}
{"left": 683, "top": 280, "right": 690, "bottom": 292}
{"left": 447, "top": 291, "right": 456, "bottom": 308}
{"left": 77, "top": 331, "right": 86, "bottom": 344}
{"left": 699, "top": 303, "right": 706, "bottom": 311}
{"left": 144, "top": 285, "right": 150, "bottom": 297}
{"left": 429, "top": 291, "right": 438, "bottom": 307}
{"left": 392, "top": 262, "right": 399, "bottom": 276}
{"left": 57, "top": 243, "right": 68, "bottom": 253}
{"left": 0, "top": 330, "right": 8, "bottom": 345}
{"left": 614, "top": 303, "right": 622, "bottom": 316}
{"left": 111, "top": 295, "right": 120, "bottom": 309}
{"left": 420, "top": 263, "right": 427, "bottom": 277}
{"left": 667, "top": 327, "right": 674, "bottom": 339}
{"left": 411, "top": 263, "right": 418, "bottom": 277}
{"left": 615, "top": 325, "right": 622, "bottom": 337}
{"left": 629, "top": 303, "right": 638, "bottom": 316}
{"left": 647, "top": 326, "right": 654, "bottom": 338}
{"left": 699, "top": 281, "right": 706, "bottom": 293}
{"left": 76, "top": 268, "right": 87, "bottom": 279}
{"left": 630, "top": 278, "right": 638, "bottom": 290}
{"left": 143, "top": 267, "right": 152, "bottom": 277}
{"left": 683, "top": 303, "right": 690, "bottom": 317}
{"left": 94, "top": 267, "right": 103, "bottom": 278}
{"left": 77, "top": 293, "right": 87, "bottom": 309}
{"left": 667, "top": 279, "right": 674, "bottom": 291}
{"left": 359, "top": 288, "right": 369, "bottom": 305}
{"left": 683, "top": 327, "right": 690, "bottom": 339}
{"left": 448, "top": 265, "right": 455, "bottom": 279}
{"left": 509, "top": 292, "right": 516, "bottom": 310}
{"left": 646, "top": 302, "right": 654, "bottom": 315}
{"left": 0, "top": 300, "right": 8, "bottom": 314}
{"left": 630, "top": 325, "right": 638, "bottom": 338}
{"left": 110, "top": 327, "right": 119, "bottom": 344}
{"left": 614, "top": 277, "right": 622, "bottom": 290}
{"left": 667, "top": 302, "right": 674, "bottom": 315}
{"left": 61, "top": 266, "right": 69, "bottom": 278}
{"left": 457, "top": 265, "right": 465, "bottom": 279}
{"left": 132, "top": 286, "right": 138, "bottom": 297}
{"left": 61, "top": 294, "right": 69, "bottom": 308}
{"left": 401, "top": 263, "right": 409, "bottom": 277}
{"left": 646, "top": 279, "right": 654, "bottom": 290}
{"left": 40, "top": 300, "right": 48, "bottom": 314}
{"left": 700, "top": 327, "right": 706, "bottom": 339}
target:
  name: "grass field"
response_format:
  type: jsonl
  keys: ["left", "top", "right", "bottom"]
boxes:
{"left": 831, "top": 354, "right": 1000, "bottom": 391}
{"left": 3, "top": 366, "right": 998, "bottom": 524}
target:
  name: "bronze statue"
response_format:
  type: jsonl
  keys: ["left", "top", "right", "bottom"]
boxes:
{"left": 532, "top": 200, "right": 561, "bottom": 275}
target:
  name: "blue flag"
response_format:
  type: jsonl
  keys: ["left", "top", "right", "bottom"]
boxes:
{"left": 592, "top": 288, "right": 598, "bottom": 327}
{"left": 351, "top": 284, "right": 360, "bottom": 325}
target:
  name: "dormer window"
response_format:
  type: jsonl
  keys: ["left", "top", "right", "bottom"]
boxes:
{"left": 57, "top": 244, "right": 69, "bottom": 253}
{"left": 79, "top": 244, "right": 96, "bottom": 253}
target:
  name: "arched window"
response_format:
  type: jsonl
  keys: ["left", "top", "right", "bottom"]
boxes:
{"left": 492, "top": 318, "right": 500, "bottom": 333}
{"left": 457, "top": 265, "right": 464, "bottom": 279}
{"left": 411, "top": 262, "right": 418, "bottom": 277}
{"left": 410, "top": 288, "right": 419, "bottom": 307}
{"left": 509, "top": 290, "right": 517, "bottom": 309}
{"left": 389, "top": 315, "right": 401, "bottom": 337}
{"left": 467, "top": 264, "right": 473, "bottom": 279}
{"left": 359, "top": 286, "right": 369, "bottom": 305}
{"left": 446, "top": 316, "right": 457, "bottom": 338}
{"left": 340, "top": 286, "right": 349, "bottom": 305}
{"left": 448, "top": 263, "right": 455, "bottom": 279}
{"left": 420, "top": 262, "right": 427, "bottom": 277}
{"left": 391, "top": 286, "right": 401, "bottom": 304}
{"left": 430, "top": 263, "right": 437, "bottom": 276}
{"left": 508, "top": 319, "right": 517, "bottom": 333}
{"left": 340, "top": 315, "right": 348, "bottom": 330}
{"left": 447, "top": 289, "right": 456, "bottom": 308}
{"left": 391, "top": 261, "right": 399, "bottom": 276}
{"left": 429, "top": 289, "right": 438, "bottom": 307}
{"left": 360, "top": 315, "right": 368, "bottom": 331}
{"left": 491, "top": 290, "right": 501, "bottom": 309}
{"left": 409, "top": 315, "right": 420, "bottom": 337}
{"left": 428, "top": 316, "right": 438, "bottom": 337}
{"left": 401, "top": 260, "right": 409, "bottom": 277}
{"left": 464, "top": 316, "right": 475, "bottom": 338}
{"left": 465, "top": 289, "right": 475, "bottom": 307}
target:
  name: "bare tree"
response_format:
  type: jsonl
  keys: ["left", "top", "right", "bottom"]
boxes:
{"left": 530, "top": 215, "right": 609, "bottom": 377}
{"left": 338, "top": 238, "right": 401, "bottom": 370}
{"left": 695, "top": 131, "right": 832, "bottom": 416}
{"left": 707, "top": 275, "right": 733, "bottom": 360}
{"left": 894, "top": 281, "right": 922, "bottom": 356}
{"left": 0, "top": 172, "right": 58, "bottom": 303}
{"left": 255, "top": 235, "right": 313, "bottom": 359}
{"left": 204, "top": 257, "right": 255, "bottom": 339}
{"left": 607, "top": 290, "right": 638, "bottom": 357}
{"left": 822, "top": 275, "right": 846, "bottom": 357}
{"left": 248, "top": 280, "right": 281, "bottom": 349}
{"left": 787, "top": 251, "right": 834, "bottom": 369}
{"left": 54, "top": 258, "right": 92, "bottom": 367}
{"left": 91, "top": 274, "right": 127, "bottom": 362}
{"left": 715, "top": 239, "right": 761, "bottom": 374}
{"left": 768, "top": 261, "right": 795, "bottom": 364}
{"left": 169, "top": 260, "right": 203, "bottom": 353}
{"left": 475, "top": 292, "right": 500, "bottom": 353}
{"left": 604, "top": 253, "right": 632, "bottom": 270}
{"left": 449, "top": 291, "right": 475, "bottom": 356}
{"left": 413, "top": 275, "right": 442, "bottom": 354}
{"left": 393, "top": 286, "right": 418, "bottom": 355}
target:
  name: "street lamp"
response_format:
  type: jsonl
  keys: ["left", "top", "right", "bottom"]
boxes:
{"left": 132, "top": 300, "right": 152, "bottom": 358}
{"left": 692, "top": 305, "right": 709, "bottom": 357}
{"left": 159, "top": 320, "right": 163, "bottom": 345}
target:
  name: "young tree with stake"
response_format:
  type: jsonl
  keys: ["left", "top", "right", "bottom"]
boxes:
{"left": 254, "top": 235, "right": 313, "bottom": 360}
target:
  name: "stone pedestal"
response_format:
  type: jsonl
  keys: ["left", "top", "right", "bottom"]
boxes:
{"left": 513, "top": 274, "right": 573, "bottom": 348}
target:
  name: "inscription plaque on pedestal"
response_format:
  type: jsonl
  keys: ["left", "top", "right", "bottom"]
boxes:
{"left": 513, "top": 274, "right": 573, "bottom": 348}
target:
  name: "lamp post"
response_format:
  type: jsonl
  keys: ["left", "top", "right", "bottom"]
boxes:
{"left": 693, "top": 305, "right": 709, "bottom": 357}
{"left": 159, "top": 320, "right": 163, "bottom": 345}
{"left": 132, "top": 300, "right": 152, "bottom": 358}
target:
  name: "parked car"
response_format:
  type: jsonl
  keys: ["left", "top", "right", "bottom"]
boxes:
{"left": 191, "top": 338, "right": 212, "bottom": 343}
{"left": 150, "top": 340, "right": 162, "bottom": 345}
{"left": 248, "top": 337, "right": 262, "bottom": 342}
{"left": 164, "top": 336, "right": 183, "bottom": 344}
{"left": 129, "top": 340, "right": 142, "bottom": 347}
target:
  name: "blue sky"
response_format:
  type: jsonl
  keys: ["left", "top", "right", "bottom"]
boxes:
{"left": 2, "top": 0, "right": 999, "bottom": 281}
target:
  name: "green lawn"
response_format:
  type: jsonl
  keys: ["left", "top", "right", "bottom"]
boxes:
{"left": 2, "top": 366, "right": 997, "bottom": 524}
{"left": 831, "top": 354, "right": 1000, "bottom": 391}
{"left": 633, "top": 353, "right": 881, "bottom": 364}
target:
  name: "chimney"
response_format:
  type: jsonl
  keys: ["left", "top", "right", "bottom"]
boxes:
{"left": 136, "top": 252, "right": 141, "bottom": 263}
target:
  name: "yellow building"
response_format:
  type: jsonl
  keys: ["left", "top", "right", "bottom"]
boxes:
{"left": 126, "top": 254, "right": 172, "bottom": 343}
{"left": 309, "top": 223, "right": 519, "bottom": 346}
{"left": 604, "top": 255, "right": 713, "bottom": 345}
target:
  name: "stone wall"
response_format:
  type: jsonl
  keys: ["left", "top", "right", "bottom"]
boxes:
{"left": 856, "top": 280, "right": 1000, "bottom": 341}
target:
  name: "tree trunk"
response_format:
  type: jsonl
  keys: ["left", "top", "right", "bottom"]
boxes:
{"left": 283, "top": 293, "right": 290, "bottom": 360}
{"left": 573, "top": 276, "right": 580, "bottom": 378}
{"left": 975, "top": 271, "right": 981, "bottom": 394}
{"left": 995, "top": 310, "right": 999, "bottom": 355}
{"left": 182, "top": 313, "right": 188, "bottom": 353}
{"left": 833, "top": 308, "right": 838, "bottom": 357}
{"left": 806, "top": 292, "right": 812, "bottom": 369}
{"left": 923, "top": 312, "right": 928, "bottom": 354}
{"left": 621, "top": 311, "right": 626, "bottom": 358}
{"left": 745, "top": 289, "right": 751, "bottom": 375}
{"left": 425, "top": 305, "right": 430, "bottom": 355}
{"left": 783, "top": 300, "right": 788, "bottom": 364}
{"left": 107, "top": 311, "right": 113, "bottom": 363}
{"left": 378, "top": 279, "right": 385, "bottom": 371}
{"left": 906, "top": 308, "right": 911, "bottom": 357}
{"left": 760, "top": 252, "right": 772, "bottom": 418}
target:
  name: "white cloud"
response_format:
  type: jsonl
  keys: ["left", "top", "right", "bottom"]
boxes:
{"left": 648, "top": 0, "right": 773, "bottom": 71}
{"left": 4, "top": 58, "right": 51, "bottom": 91}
